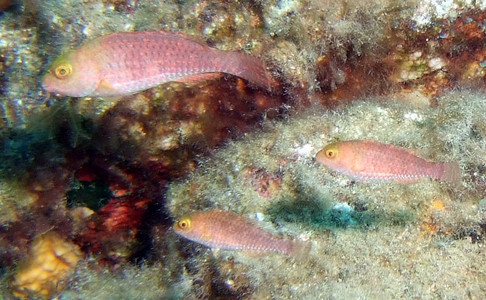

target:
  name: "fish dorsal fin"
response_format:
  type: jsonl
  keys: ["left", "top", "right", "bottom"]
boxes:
{"left": 95, "top": 79, "right": 118, "bottom": 95}
{"left": 351, "top": 155, "right": 365, "bottom": 173}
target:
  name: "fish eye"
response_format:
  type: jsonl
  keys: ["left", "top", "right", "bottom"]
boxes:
{"left": 325, "top": 148, "right": 337, "bottom": 158}
{"left": 53, "top": 64, "right": 72, "bottom": 79}
{"left": 177, "top": 218, "right": 191, "bottom": 230}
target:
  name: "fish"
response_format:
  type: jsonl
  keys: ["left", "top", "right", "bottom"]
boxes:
{"left": 174, "top": 209, "right": 310, "bottom": 260}
{"left": 315, "top": 140, "right": 461, "bottom": 185}
{"left": 42, "top": 31, "right": 275, "bottom": 97}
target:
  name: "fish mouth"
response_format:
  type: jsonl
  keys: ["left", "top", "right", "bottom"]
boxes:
{"left": 41, "top": 75, "right": 54, "bottom": 93}
{"left": 41, "top": 75, "right": 67, "bottom": 97}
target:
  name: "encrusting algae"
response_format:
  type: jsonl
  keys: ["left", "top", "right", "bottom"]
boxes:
{"left": 42, "top": 31, "right": 275, "bottom": 97}
{"left": 174, "top": 209, "right": 310, "bottom": 260}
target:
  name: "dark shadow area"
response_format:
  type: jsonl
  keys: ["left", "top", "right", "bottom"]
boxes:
{"left": 266, "top": 193, "right": 417, "bottom": 231}
{"left": 0, "top": 100, "right": 92, "bottom": 181}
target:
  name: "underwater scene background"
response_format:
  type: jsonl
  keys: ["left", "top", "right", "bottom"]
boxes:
{"left": 1, "top": 0, "right": 486, "bottom": 298}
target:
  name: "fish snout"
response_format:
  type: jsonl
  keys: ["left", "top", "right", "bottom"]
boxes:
{"left": 41, "top": 73, "right": 85, "bottom": 97}
{"left": 41, "top": 76, "right": 50, "bottom": 90}
{"left": 41, "top": 74, "right": 57, "bottom": 94}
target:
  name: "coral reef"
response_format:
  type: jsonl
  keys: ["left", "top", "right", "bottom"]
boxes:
{"left": 167, "top": 89, "right": 486, "bottom": 298}
{"left": 18, "top": 0, "right": 486, "bottom": 111}
{"left": 0, "top": 8, "right": 44, "bottom": 128}
{"left": 0, "top": 103, "right": 79, "bottom": 269}
{"left": 0, "top": 0, "right": 486, "bottom": 299}
{"left": 59, "top": 260, "right": 190, "bottom": 300}
{"left": 0, "top": 180, "right": 37, "bottom": 224}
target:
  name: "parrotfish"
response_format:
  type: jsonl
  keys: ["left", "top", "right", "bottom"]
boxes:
{"left": 42, "top": 31, "right": 274, "bottom": 97}
{"left": 174, "top": 209, "right": 310, "bottom": 259}
{"left": 316, "top": 140, "right": 461, "bottom": 185}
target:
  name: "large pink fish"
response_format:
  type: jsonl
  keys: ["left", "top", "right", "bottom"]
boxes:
{"left": 42, "top": 31, "right": 274, "bottom": 97}
{"left": 316, "top": 140, "right": 461, "bottom": 185}
{"left": 174, "top": 209, "right": 310, "bottom": 260}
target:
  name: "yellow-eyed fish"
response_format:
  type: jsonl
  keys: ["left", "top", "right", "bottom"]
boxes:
{"left": 174, "top": 209, "right": 310, "bottom": 260}
{"left": 42, "top": 31, "right": 274, "bottom": 97}
{"left": 316, "top": 140, "right": 461, "bottom": 185}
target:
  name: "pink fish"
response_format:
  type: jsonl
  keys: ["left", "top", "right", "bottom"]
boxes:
{"left": 316, "top": 140, "right": 461, "bottom": 184}
{"left": 42, "top": 31, "right": 274, "bottom": 97}
{"left": 174, "top": 209, "right": 310, "bottom": 259}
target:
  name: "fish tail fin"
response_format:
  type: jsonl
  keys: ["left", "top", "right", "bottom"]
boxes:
{"left": 223, "top": 51, "right": 277, "bottom": 91}
{"left": 289, "top": 239, "right": 311, "bottom": 262}
{"left": 440, "top": 162, "right": 462, "bottom": 186}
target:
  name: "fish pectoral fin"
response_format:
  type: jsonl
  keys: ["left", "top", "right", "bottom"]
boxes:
{"left": 95, "top": 79, "right": 118, "bottom": 95}
{"left": 202, "top": 234, "right": 212, "bottom": 242}
{"left": 351, "top": 157, "right": 365, "bottom": 173}
{"left": 351, "top": 164, "right": 364, "bottom": 173}
{"left": 175, "top": 73, "right": 223, "bottom": 83}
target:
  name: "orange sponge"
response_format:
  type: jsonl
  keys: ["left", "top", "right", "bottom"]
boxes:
{"left": 11, "top": 232, "right": 82, "bottom": 299}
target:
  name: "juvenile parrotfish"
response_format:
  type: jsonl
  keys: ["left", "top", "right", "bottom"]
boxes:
{"left": 174, "top": 209, "right": 310, "bottom": 260}
{"left": 42, "top": 31, "right": 275, "bottom": 97}
{"left": 316, "top": 140, "right": 461, "bottom": 185}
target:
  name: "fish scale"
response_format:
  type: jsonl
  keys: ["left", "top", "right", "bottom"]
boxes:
{"left": 100, "top": 34, "right": 212, "bottom": 88}
{"left": 354, "top": 143, "right": 435, "bottom": 179}
{"left": 42, "top": 31, "right": 274, "bottom": 97}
